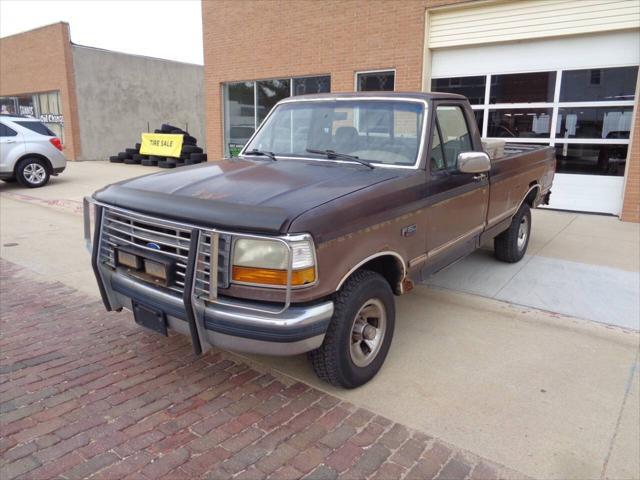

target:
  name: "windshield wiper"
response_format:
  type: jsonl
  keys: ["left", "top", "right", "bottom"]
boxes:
{"left": 306, "top": 148, "right": 374, "bottom": 169}
{"left": 243, "top": 149, "right": 277, "bottom": 161}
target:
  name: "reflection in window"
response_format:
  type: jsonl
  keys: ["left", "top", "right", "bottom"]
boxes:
{"left": 431, "top": 76, "right": 486, "bottom": 104}
{"left": 560, "top": 66, "right": 638, "bottom": 102}
{"left": 557, "top": 107, "right": 633, "bottom": 140}
{"left": 433, "top": 105, "right": 472, "bottom": 171}
{"left": 224, "top": 82, "right": 255, "bottom": 157}
{"left": 257, "top": 79, "right": 290, "bottom": 124}
{"left": 555, "top": 143, "right": 627, "bottom": 176}
{"left": 357, "top": 71, "right": 395, "bottom": 92}
{"left": 488, "top": 109, "right": 553, "bottom": 138}
{"left": 472, "top": 109, "right": 484, "bottom": 132}
{"left": 490, "top": 72, "right": 556, "bottom": 103}
{"left": 293, "top": 76, "right": 330, "bottom": 96}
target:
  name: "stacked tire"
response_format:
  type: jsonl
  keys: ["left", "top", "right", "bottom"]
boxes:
{"left": 109, "top": 123, "right": 206, "bottom": 169}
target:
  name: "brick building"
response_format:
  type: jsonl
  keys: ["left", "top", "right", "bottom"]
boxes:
{"left": 0, "top": 22, "right": 205, "bottom": 162}
{"left": 202, "top": 0, "right": 640, "bottom": 221}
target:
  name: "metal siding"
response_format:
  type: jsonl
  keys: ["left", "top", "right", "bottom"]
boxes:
{"left": 428, "top": 0, "right": 640, "bottom": 48}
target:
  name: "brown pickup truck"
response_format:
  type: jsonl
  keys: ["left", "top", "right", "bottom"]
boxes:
{"left": 84, "top": 92, "right": 554, "bottom": 388}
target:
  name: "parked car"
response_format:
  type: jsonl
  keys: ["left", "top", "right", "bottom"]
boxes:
{"left": 84, "top": 93, "right": 555, "bottom": 388}
{"left": 0, "top": 115, "right": 67, "bottom": 188}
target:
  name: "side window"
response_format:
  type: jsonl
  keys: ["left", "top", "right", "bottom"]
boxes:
{"left": 0, "top": 123, "right": 18, "bottom": 137}
{"left": 432, "top": 105, "right": 472, "bottom": 172}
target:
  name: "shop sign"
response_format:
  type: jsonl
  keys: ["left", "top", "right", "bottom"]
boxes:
{"left": 40, "top": 114, "right": 64, "bottom": 125}
{"left": 140, "top": 133, "right": 184, "bottom": 158}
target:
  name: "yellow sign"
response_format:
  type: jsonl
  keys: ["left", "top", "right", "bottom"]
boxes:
{"left": 140, "top": 133, "right": 184, "bottom": 158}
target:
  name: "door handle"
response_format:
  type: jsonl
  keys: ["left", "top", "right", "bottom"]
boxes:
{"left": 4, "top": 140, "right": 16, "bottom": 144}
{"left": 473, "top": 173, "right": 487, "bottom": 182}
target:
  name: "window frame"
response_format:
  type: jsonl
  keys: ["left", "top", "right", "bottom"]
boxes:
{"left": 429, "top": 103, "right": 474, "bottom": 175}
{"left": 239, "top": 96, "right": 430, "bottom": 170}
{"left": 355, "top": 69, "right": 397, "bottom": 92}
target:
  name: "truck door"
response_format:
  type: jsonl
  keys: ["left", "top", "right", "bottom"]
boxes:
{"left": 424, "top": 103, "right": 489, "bottom": 268}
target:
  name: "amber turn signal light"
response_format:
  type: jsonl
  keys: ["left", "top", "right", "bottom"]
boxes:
{"left": 232, "top": 266, "right": 315, "bottom": 286}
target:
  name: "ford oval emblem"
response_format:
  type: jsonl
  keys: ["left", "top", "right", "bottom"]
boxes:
{"left": 146, "top": 242, "right": 161, "bottom": 250}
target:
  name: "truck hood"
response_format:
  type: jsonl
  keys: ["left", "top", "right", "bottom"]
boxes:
{"left": 93, "top": 158, "right": 400, "bottom": 234}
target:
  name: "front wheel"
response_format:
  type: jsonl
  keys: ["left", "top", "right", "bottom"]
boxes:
{"left": 494, "top": 203, "right": 531, "bottom": 263}
{"left": 16, "top": 157, "right": 50, "bottom": 188}
{"left": 308, "top": 270, "right": 395, "bottom": 388}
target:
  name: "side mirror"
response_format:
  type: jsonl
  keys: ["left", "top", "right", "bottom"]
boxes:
{"left": 457, "top": 151, "right": 491, "bottom": 174}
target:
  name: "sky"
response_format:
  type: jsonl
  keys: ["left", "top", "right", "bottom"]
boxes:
{"left": 0, "top": 0, "right": 204, "bottom": 65}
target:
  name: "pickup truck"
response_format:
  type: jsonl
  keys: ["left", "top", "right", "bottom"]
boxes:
{"left": 84, "top": 92, "right": 554, "bottom": 388}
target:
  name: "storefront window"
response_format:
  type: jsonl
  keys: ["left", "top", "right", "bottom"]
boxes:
{"left": 356, "top": 71, "right": 395, "bottom": 92}
{"left": 223, "top": 75, "right": 330, "bottom": 156}
{"left": 224, "top": 82, "right": 255, "bottom": 157}
{"left": 0, "top": 91, "right": 64, "bottom": 142}
{"left": 431, "top": 76, "right": 485, "bottom": 105}
{"left": 257, "top": 79, "right": 290, "bottom": 124}
{"left": 560, "top": 66, "right": 639, "bottom": 102}
{"left": 432, "top": 66, "right": 637, "bottom": 178}
{"left": 490, "top": 71, "right": 556, "bottom": 104}
{"left": 557, "top": 107, "right": 633, "bottom": 140}
{"left": 555, "top": 144, "right": 628, "bottom": 176}
{"left": 487, "top": 109, "right": 553, "bottom": 138}
{"left": 293, "top": 76, "right": 330, "bottom": 96}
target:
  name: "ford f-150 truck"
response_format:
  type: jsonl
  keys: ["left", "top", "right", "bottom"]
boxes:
{"left": 84, "top": 92, "right": 554, "bottom": 388}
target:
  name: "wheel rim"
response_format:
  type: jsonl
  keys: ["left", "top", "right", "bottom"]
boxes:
{"left": 517, "top": 215, "right": 529, "bottom": 251}
{"left": 23, "top": 163, "right": 46, "bottom": 184}
{"left": 349, "top": 298, "right": 387, "bottom": 368}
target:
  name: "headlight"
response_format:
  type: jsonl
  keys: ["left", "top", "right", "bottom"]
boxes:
{"left": 231, "top": 237, "right": 316, "bottom": 287}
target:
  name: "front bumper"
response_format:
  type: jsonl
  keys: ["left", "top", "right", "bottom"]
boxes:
{"left": 85, "top": 199, "right": 333, "bottom": 356}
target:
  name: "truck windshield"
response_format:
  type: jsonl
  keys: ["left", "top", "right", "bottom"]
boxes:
{"left": 243, "top": 100, "right": 425, "bottom": 167}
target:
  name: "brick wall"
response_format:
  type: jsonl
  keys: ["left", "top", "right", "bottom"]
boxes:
{"left": 202, "top": 0, "right": 472, "bottom": 159}
{"left": 621, "top": 75, "right": 640, "bottom": 222}
{"left": 0, "top": 23, "right": 81, "bottom": 160}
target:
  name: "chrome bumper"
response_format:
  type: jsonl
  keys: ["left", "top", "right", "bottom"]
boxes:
{"left": 84, "top": 198, "right": 333, "bottom": 356}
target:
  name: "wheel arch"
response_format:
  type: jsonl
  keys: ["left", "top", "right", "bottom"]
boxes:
{"left": 14, "top": 153, "right": 53, "bottom": 174}
{"left": 336, "top": 251, "right": 406, "bottom": 295}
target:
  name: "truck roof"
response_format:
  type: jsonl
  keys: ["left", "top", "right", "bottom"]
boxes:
{"left": 279, "top": 91, "right": 467, "bottom": 103}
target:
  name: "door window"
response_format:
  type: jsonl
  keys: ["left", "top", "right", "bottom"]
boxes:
{"left": 0, "top": 123, "right": 17, "bottom": 137}
{"left": 431, "top": 105, "right": 472, "bottom": 172}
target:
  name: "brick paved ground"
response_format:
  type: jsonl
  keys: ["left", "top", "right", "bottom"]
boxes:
{"left": 0, "top": 259, "right": 524, "bottom": 480}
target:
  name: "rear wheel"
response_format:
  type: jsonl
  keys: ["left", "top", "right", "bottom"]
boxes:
{"left": 16, "top": 157, "right": 50, "bottom": 188}
{"left": 494, "top": 203, "right": 531, "bottom": 263}
{"left": 308, "top": 270, "right": 395, "bottom": 388}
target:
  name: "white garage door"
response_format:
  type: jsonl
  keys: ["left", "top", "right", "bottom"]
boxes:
{"left": 426, "top": 0, "right": 640, "bottom": 215}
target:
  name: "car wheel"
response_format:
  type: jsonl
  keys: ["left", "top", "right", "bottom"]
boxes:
{"left": 308, "top": 269, "right": 395, "bottom": 388}
{"left": 494, "top": 203, "right": 531, "bottom": 263}
{"left": 16, "top": 157, "right": 50, "bottom": 188}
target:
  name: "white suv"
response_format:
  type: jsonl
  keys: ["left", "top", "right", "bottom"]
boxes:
{"left": 0, "top": 115, "right": 67, "bottom": 188}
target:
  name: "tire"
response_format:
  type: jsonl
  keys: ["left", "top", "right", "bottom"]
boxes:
{"left": 125, "top": 148, "right": 138, "bottom": 155}
{"left": 494, "top": 203, "right": 531, "bottom": 263}
{"left": 135, "top": 143, "right": 141, "bottom": 150}
{"left": 161, "top": 123, "right": 180, "bottom": 133}
{"left": 190, "top": 153, "right": 206, "bottom": 162}
{"left": 181, "top": 145, "right": 202, "bottom": 154}
{"left": 16, "top": 157, "right": 50, "bottom": 188}
{"left": 118, "top": 152, "right": 128, "bottom": 160}
{"left": 158, "top": 160, "right": 176, "bottom": 169}
{"left": 124, "top": 157, "right": 141, "bottom": 165}
{"left": 308, "top": 270, "right": 395, "bottom": 388}
{"left": 109, "top": 155, "right": 122, "bottom": 163}
{"left": 183, "top": 135, "right": 197, "bottom": 145}
{"left": 141, "top": 159, "right": 158, "bottom": 166}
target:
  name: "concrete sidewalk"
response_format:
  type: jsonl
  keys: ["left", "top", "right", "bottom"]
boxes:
{"left": 1, "top": 161, "right": 639, "bottom": 479}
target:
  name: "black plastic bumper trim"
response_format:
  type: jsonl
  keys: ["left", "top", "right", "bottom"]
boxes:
{"left": 203, "top": 314, "right": 330, "bottom": 343}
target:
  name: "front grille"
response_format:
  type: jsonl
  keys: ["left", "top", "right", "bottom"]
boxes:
{"left": 100, "top": 208, "right": 233, "bottom": 298}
